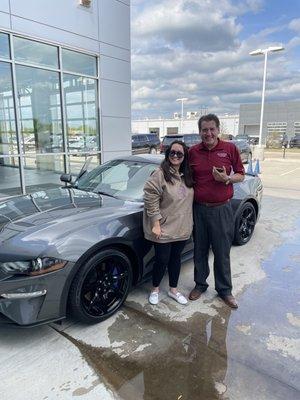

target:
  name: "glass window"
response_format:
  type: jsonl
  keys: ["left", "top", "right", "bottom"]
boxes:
{"left": 68, "top": 154, "right": 100, "bottom": 175}
{"left": 14, "top": 37, "right": 58, "bottom": 69}
{"left": 62, "top": 49, "right": 97, "bottom": 76}
{"left": 15, "top": 65, "right": 63, "bottom": 153}
{"left": 0, "top": 33, "right": 10, "bottom": 59}
{"left": 23, "top": 154, "right": 64, "bottom": 193}
{"left": 63, "top": 74, "right": 99, "bottom": 153}
{"left": 0, "top": 62, "right": 17, "bottom": 156}
{"left": 0, "top": 156, "right": 21, "bottom": 198}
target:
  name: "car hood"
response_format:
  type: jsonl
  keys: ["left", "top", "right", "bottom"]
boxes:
{"left": 0, "top": 188, "right": 142, "bottom": 255}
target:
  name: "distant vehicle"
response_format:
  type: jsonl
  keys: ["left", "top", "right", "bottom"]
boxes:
{"left": 235, "top": 134, "right": 250, "bottom": 143}
{"left": 248, "top": 136, "right": 259, "bottom": 145}
{"left": 132, "top": 134, "right": 160, "bottom": 155}
{"left": 68, "top": 136, "right": 98, "bottom": 154}
{"left": 266, "top": 132, "right": 288, "bottom": 149}
{"left": 160, "top": 133, "right": 201, "bottom": 153}
{"left": 231, "top": 140, "right": 252, "bottom": 164}
{"left": 289, "top": 134, "right": 300, "bottom": 149}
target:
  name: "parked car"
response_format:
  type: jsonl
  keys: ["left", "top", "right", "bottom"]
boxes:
{"left": 0, "top": 154, "right": 262, "bottom": 326}
{"left": 231, "top": 140, "right": 252, "bottom": 164}
{"left": 289, "top": 134, "right": 300, "bottom": 149}
{"left": 234, "top": 134, "right": 250, "bottom": 143}
{"left": 266, "top": 132, "right": 288, "bottom": 149}
{"left": 248, "top": 136, "right": 259, "bottom": 145}
{"left": 160, "top": 133, "right": 201, "bottom": 153}
{"left": 68, "top": 136, "right": 98, "bottom": 154}
{"left": 132, "top": 134, "right": 160, "bottom": 155}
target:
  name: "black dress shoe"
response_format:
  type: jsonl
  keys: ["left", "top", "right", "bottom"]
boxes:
{"left": 189, "top": 288, "right": 202, "bottom": 301}
{"left": 220, "top": 295, "right": 238, "bottom": 309}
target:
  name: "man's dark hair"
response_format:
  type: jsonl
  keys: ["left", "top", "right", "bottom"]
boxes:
{"left": 160, "top": 140, "right": 194, "bottom": 188}
{"left": 198, "top": 113, "right": 220, "bottom": 131}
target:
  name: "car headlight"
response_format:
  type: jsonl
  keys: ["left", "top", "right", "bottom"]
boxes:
{"left": 0, "top": 257, "right": 67, "bottom": 276}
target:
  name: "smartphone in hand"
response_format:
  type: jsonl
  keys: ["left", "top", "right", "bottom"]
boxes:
{"left": 215, "top": 167, "right": 224, "bottom": 173}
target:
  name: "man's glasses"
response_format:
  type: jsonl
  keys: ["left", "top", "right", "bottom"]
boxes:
{"left": 169, "top": 150, "right": 184, "bottom": 159}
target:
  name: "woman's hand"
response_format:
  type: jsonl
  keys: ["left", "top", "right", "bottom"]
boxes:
{"left": 152, "top": 220, "right": 162, "bottom": 239}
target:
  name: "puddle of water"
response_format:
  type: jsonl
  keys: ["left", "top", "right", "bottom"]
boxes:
{"left": 60, "top": 306, "right": 232, "bottom": 400}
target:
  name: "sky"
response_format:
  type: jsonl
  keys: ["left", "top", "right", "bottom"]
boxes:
{"left": 131, "top": 0, "right": 300, "bottom": 119}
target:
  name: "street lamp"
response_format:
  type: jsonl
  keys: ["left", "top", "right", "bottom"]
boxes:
{"left": 176, "top": 97, "right": 188, "bottom": 134}
{"left": 249, "top": 46, "right": 284, "bottom": 149}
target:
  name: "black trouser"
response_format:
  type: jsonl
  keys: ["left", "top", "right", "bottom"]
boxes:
{"left": 193, "top": 201, "right": 234, "bottom": 296}
{"left": 152, "top": 241, "right": 187, "bottom": 288}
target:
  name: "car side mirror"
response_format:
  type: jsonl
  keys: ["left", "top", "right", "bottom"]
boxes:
{"left": 60, "top": 173, "right": 72, "bottom": 183}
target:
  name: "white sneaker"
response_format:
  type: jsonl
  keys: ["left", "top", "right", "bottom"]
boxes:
{"left": 149, "top": 291, "right": 159, "bottom": 305}
{"left": 168, "top": 291, "right": 188, "bottom": 305}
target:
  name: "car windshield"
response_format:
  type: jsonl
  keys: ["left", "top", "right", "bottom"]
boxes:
{"left": 75, "top": 160, "right": 158, "bottom": 201}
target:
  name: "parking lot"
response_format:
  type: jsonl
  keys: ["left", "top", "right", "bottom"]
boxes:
{"left": 0, "top": 155, "right": 299, "bottom": 400}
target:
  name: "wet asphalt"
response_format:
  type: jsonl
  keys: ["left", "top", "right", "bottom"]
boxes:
{"left": 0, "top": 159, "right": 300, "bottom": 400}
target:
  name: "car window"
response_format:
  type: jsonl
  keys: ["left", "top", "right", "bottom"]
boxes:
{"left": 76, "top": 160, "right": 158, "bottom": 201}
{"left": 162, "top": 136, "right": 182, "bottom": 146}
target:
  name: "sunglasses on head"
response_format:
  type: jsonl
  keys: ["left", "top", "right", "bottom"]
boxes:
{"left": 169, "top": 150, "right": 184, "bottom": 159}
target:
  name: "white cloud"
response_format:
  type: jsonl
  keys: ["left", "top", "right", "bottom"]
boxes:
{"left": 131, "top": 0, "right": 300, "bottom": 118}
{"left": 289, "top": 18, "right": 300, "bottom": 32}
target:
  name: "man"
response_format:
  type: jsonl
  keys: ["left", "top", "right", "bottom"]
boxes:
{"left": 189, "top": 114, "right": 245, "bottom": 308}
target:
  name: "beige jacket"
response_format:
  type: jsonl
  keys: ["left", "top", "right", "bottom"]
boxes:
{"left": 143, "top": 167, "right": 194, "bottom": 243}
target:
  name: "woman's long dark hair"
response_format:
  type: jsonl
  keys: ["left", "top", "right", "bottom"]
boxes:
{"left": 160, "top": 140, "right": 194, "bottom": 188}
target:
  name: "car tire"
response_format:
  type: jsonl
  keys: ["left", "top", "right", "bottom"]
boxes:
{"left": 68, "top": 249, "right": 133, "bottom": 323}
{"left": 149, "top": 147, "right": 157, "bottom": 154}
{"left": 233, "top": 202, "right": 256, "bottom": 246}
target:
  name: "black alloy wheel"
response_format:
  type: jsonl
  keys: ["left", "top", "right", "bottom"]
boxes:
{"left": 69, "top": 249, "right": 132, "bottom": 323}
{"left": 233, "top": 202, "right": 256, "bottom": 245}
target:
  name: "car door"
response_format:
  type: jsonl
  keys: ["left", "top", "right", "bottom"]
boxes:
{"left": 139, "top": 135, "right": 148, "bottom": 153}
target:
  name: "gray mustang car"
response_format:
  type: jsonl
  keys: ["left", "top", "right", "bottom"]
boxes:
{"left": 0, "top": 155, "right": 263, "bottom": 327}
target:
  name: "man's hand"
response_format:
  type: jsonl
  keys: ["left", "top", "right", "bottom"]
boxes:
{"left": 212, "top": 166, "right": 230, "bottom": 184}
{"left": 152, "top": 220, "right": 162, "bottom": 239}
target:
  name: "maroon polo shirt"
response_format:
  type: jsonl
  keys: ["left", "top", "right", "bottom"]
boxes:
{"left": 189, "top": 139, "right": 245, "bottom": 203}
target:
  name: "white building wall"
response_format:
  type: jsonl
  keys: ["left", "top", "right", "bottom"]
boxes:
{"left": 0, "top": 0, "right": 131, "bottom": 162}
{"left": 132, "top": 114, "right": 239, "bottom": 139}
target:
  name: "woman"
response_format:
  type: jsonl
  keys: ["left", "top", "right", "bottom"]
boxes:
{"left": 143, "top": 140, "right": 194, "bottom": 305}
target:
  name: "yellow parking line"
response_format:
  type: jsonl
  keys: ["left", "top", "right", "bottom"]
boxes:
{"left": 280, "top": 167, "right": 300, "bottom": 176}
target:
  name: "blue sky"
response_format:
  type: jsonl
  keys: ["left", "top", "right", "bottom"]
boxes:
{"left": 131, "top": 0, "right": 300, "bottom": 119}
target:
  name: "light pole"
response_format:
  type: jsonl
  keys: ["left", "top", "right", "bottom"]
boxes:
{"left": 176, "top": 97, "right": 188, "bottom": 134}
{"left": 249, "top": 46, "right": 284, "bottom": 150}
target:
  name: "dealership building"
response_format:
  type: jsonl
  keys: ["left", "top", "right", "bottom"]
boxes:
{"left": 239, "top": 101, "right": 300, "bottom": 143}
{"left": 0, "top": 0, "right": 131, "bottom": 198}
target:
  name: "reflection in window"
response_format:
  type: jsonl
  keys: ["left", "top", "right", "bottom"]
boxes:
{"left": 13, "top": 36, "right": 58, "bottom": 69}
{"left": 23, "top": 154, "right": 64, "bottom": 193}
{"left": 68, "top": 154, "right": 100, "bottom": 175}
{"left": 15, "top": 65, "right": 63, "bottom": 154}
{"left": 0, "top": 156, "right": 21, "bottom": 197}
{"left": 0, "top": 62, "right": 17, "bottom": 156}
{"left": 62, "top": 48, "right": 97, "bottom": 76}
{"left": 0, "top": 33, "right": 10, "bottom": 59}
{"left": 64, "top": 74, "right": 99, "bottom": 154}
